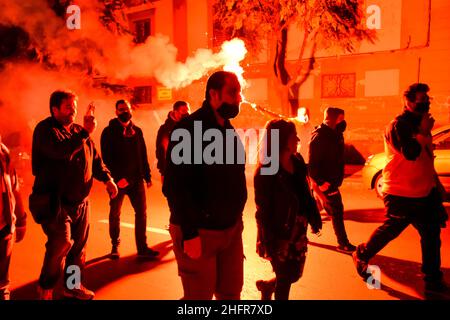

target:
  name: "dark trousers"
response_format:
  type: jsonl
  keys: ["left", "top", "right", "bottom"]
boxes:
{"left": 322, "top": 189, "right": 350, "bottom": 246}
{"left": 0, "top": 227, "right": 13, "bottom": 300}
{"left": 360, "top": 192, "right": 443, "bottom": 283}
{"left": 169, "top": 220, "right": 244, "bottom": 300}
{"left": 109, "top": 182, "right": 148, "bottom": 252}
{"left": 270, "top": 255, "right": 306, "bottom": 300}
{"left": 39, "top": 201, "right": 89, "bottom": 290}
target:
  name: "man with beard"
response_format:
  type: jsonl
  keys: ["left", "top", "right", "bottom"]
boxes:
{"left": 31, "top": 90, "right": 118, "bottom": 300}
{"left": 309, "top": 107, "right": 356, "bottom": 253}
{"left": 353, "top": 83, "right": 449, "bottom": 296}
{"left": 101, "top": 99, "right": 158, "bottom": 260}
{"left": 163, "top": 71, "right": 247, "bottom": 300}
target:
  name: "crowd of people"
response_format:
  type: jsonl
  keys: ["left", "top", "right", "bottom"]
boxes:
{"left": 0, "top": 71, "right": 448, "bottom": 300}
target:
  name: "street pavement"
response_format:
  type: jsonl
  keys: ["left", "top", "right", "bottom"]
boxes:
{"left": 8, "top": 167, "right": 450, "bottom": 300}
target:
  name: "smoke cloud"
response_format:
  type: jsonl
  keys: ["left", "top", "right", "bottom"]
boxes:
{"left": 0, "top": 0, "right": 247, "bottom": 89}
{"left": 0, "top": 0, "right": 248, "bottom": 162}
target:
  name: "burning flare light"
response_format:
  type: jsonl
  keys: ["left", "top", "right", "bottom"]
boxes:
{"left": 220, "top": 38, "right": 248, "bottom": 88}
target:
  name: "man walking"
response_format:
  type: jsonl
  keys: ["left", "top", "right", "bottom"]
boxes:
{"left": 31, "top": 90, "right": 118, "bottom": 300}
{"left": 353, "top": 83, "right": 449, "bottom": 295}
{"left": 309, "top": 107, "right": 356, "bottom": 253}
{"left": 163, "top": 71, "right": 247, "bottom": 300}
{"left": 101, "top": 99, "right": 158, "bottom": 260}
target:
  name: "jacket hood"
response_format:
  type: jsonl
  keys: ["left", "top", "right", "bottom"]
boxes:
{"left": 164, "top": 111, "right": 177, "bottom": 127}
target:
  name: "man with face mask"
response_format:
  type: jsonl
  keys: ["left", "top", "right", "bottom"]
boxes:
{"left": 353, "top": 83, "right": 449, "bottom": 296}
{"left": 163, "top": 71, "right": 247, "bottom": 300}
{"left": 156, "top": 101, "right": 190, "bottom": 182}
{"left": 309, "top": 107, "right": 356, "bottom": 253}
{"left": 101, "top": 99, "right": 158, "bottom": 260}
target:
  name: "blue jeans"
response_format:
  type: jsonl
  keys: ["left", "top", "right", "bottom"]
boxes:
{"left": 38, "top": 201, "right": 89, "bottom": 289}
{"left": 322, "top": 189, "right": 350, "bottom": 246}
{"left": 109, "top": 181, "right": 148, "bottom": 252}
{"left": 360, "top": 191, "right": 443, "bottom": 283}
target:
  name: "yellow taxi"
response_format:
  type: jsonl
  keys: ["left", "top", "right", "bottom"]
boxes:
{"left": 362, "top": 124, "right": 450, "bottom": 200}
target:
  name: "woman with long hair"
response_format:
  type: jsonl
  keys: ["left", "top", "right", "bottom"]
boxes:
{"left": 254, "top": 119, "right": 322, "bottom": 300}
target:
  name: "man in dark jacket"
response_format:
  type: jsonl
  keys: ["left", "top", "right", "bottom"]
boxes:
{"left": 0, "top": 138, "right": 27, "bottom": 300}
{"left": 163, "top": 71, "right": 247, "bottom": 300}
{"left": 156, "top": 100, "right": 190, "bottom": 181}
{"left": 353, "top": 83, "right": 449, "bottom": 296}
{"left": 309, "top": 107, "right": 356, "bottom": 253}
{"left": 31, "top": 90, "right": 118, "bottom": 300}
{"left": 101, "top": 99, "right": 158, "bottom": 260}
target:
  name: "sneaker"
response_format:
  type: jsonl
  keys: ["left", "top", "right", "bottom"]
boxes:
{"left": 137, "top": 247, "right": 160, "bottom": 259}
{"left": 110, "top": 245, "right": 120, "bottom": 260}
{"left": 37, "top": 286, "right": 53, "bottom": 300}
{"left": 63, "top": 285, "right": 95, "bottom": 300}
{"left": 336, "top": 243, "right": 356, "bottom": 254}
{"left": 352, "top": 245, "right": 369, "bottom": 280}
{"left": 256, "top": 280, "right": 275, "bottom": 300}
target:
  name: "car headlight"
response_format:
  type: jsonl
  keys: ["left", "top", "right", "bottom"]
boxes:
{"left": 365, "top": 154, "right": 374, "bottom": 165}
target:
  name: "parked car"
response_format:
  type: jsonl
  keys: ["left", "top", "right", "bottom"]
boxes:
{"left": 362, "top": 124, "right": 450, "bottom": 200}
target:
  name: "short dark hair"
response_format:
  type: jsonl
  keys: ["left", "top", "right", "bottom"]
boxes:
{"left": 49, "top": 90, "right": 76, "bottom": 116}
{"left": 173, "top": 100, "right": 188, "bottom": 111}
{"left": 404, "top": 83, "right": 430, "bottom": 103}
{"left": 115, "top": 99, "right": 130, "bottom": 109}
{"left": 324, "top": 107, "right": 345, "bottom": 122}
{"left": 205, "top": 71, "right": 238, "bottom": 102}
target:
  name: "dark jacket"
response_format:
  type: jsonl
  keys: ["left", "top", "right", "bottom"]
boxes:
{"left": 254, "top": 154, "right": 321, "bottom": 257}
{"left": 308, "top": 123, "right": 345, "bottom": 189}
{"left": 385, "top": 110, "right": 423, "bottom": 160}
{"left": 101, "top": 118, "right": 151, "bottom": 185}
{"left": 155, "top": 112, "right": 177, "bottom": 176}
{"left": 32, "top": 117, "right": 111, "bottom": 205}
{"left": 163, "top": 101, "right": 247, "bottom": 240}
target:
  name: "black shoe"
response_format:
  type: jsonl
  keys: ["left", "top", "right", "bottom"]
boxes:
{"left": 256, "top": 280, "right": 275, "bottom": 300}
{"left": 336, "top": 243, "right": 356, "bottom": 254}
{"left": 110, "top": 245, "right": 120, "bottom": 260}
{"left": 137, "top": 247, "right": 160, "bottom": 259}
{"left": 425, "top": 280, "right": 450, "bottom": 295}
{"left": 352, "top": 245, "right": 369, "bottom": 280}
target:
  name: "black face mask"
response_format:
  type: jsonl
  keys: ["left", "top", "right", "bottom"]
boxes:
{"left": 118, "top": 112, "right": 132, "bottom": 123}
{"left": 217, "top": 102, "right": 240, "bottom": 120}
{"left": 336, "top": 120, "right": 347, "bottom": 133}
{"left": 414, "top": 101, "right": 430, "bottom": 114}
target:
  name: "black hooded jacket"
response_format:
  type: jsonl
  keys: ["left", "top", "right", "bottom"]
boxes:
{"left": 308, "top": 123, "right": 345, "bottom": 189}
{"left": 100, "top": 118, "right": 151, "bottom": 185}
